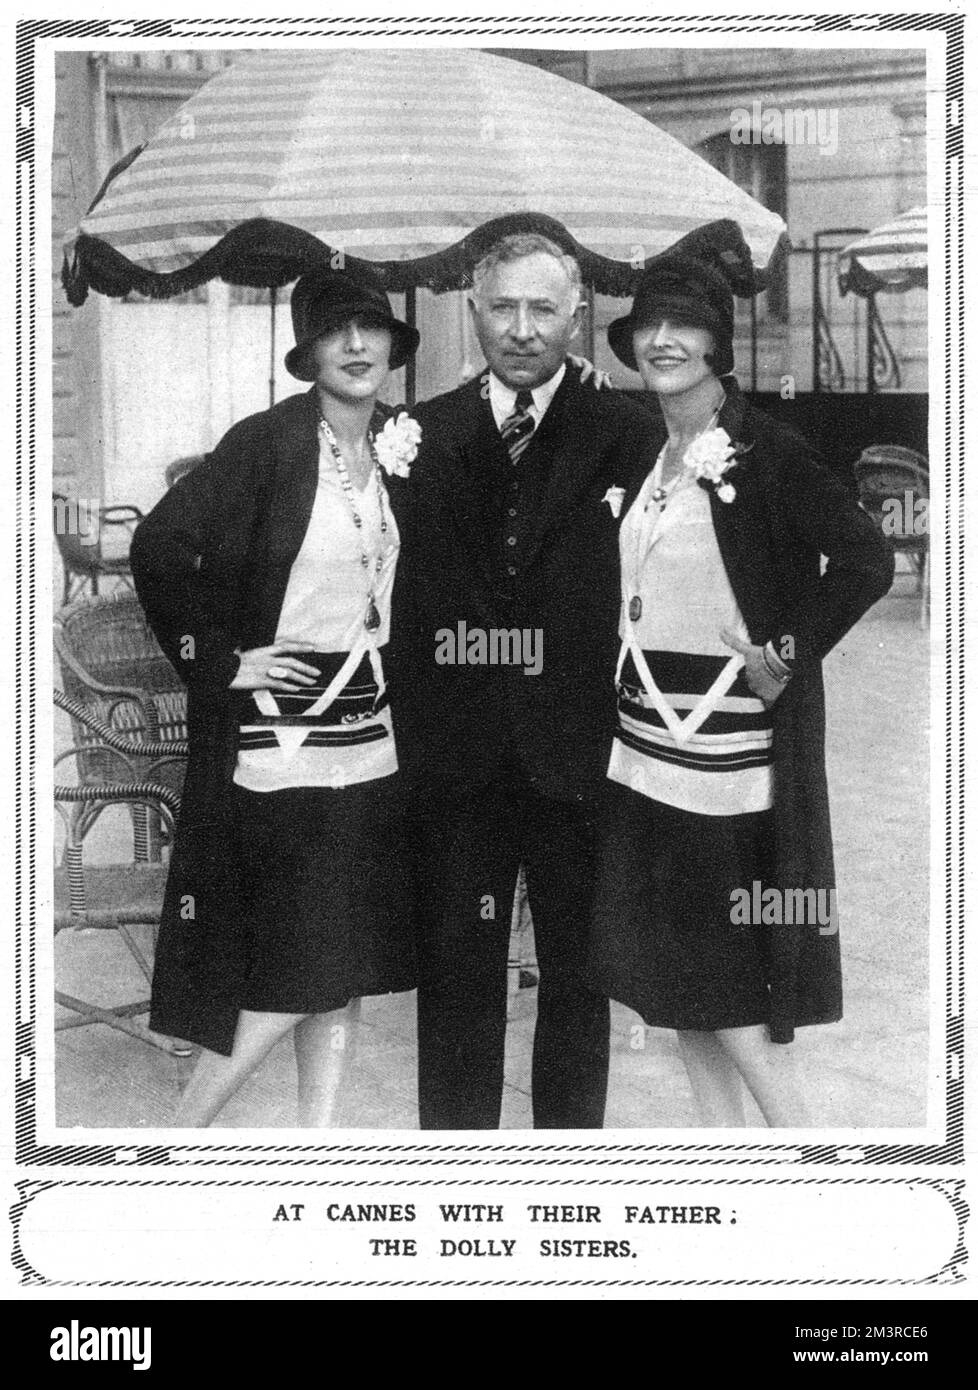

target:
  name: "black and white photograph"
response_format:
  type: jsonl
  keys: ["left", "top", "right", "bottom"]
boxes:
{"left": 6, "top": 4, "right": 973, "bottom": 1301}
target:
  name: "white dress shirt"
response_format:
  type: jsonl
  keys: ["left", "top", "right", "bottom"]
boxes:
{"left": 487, "top": 363, "right": 566, "bottom": 432}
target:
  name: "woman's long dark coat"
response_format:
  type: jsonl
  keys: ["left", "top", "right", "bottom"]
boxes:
{"left": 130, "top": 388, "right": 414, "bottom": 1056}
{"left": 621, "top": 381, "right": 894, "bottom": 1042}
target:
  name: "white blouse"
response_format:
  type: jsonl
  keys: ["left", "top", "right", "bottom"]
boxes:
{"left": 233, "top": 431, "right": 400, "bottom": 793}
{"left": 608, "top": 455, "right": 774, "bottom": 817}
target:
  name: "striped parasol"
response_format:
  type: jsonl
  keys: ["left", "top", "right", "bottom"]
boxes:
{"left": 63, "top": 46, "right": 787, "bottom": 304}
{"left": 837, "top": 206, "right": 928, "bottom": 297}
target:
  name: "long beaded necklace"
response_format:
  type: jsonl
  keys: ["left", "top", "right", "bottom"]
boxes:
{"left": 319, "top": 416, "right": 388, "bottom": 633}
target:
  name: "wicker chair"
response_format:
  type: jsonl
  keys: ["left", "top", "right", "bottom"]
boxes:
{"left": 854, "top": 444, "right": 929, "bottom": 625}
{"left": 53, "top": 493, "right": 143, "bottom": 604}
{"left": 54, "top": 692, "right": 190, "bottom": 1057}
{"left": 54, "top": 593, "right": 188, "bottom": 860}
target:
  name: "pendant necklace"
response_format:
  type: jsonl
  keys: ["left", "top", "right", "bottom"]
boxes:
{"left": 648, "top": 457, "right": 686, "bottom": 513}
{"left": 319, "top": 417, "right": 388, "bottom": 633}
{"left": 629, "top": 451, "right": 679, "bottom": 623}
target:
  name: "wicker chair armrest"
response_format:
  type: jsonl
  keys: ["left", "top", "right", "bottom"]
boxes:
{"left": 54, "top": 781, "right": 182, "bottom": 816}
{"left": 55, "top": 689, "right": 189, "bottom": 758}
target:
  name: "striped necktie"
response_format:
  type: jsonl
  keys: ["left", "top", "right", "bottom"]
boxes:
{"left": 500, "top": 389, "right": 536, "bottom": 464}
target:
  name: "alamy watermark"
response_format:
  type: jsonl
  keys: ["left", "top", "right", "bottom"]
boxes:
{"left": 52, "top": 494, "right": 101, "bottom": 545}
{"left": 50, "top": 1320, "right": 151, "bottom": 1371}
{"left": 881, "top": 491, "right": 929, "bottom": 538}
{"left": 434, "top": 622, "right": 543, "bottom": 677}
{"left": 729, "top": 102, "right": 839, "bottom": 157}
{"left": 730, "top": 881, "right": 838, "bottom": 935}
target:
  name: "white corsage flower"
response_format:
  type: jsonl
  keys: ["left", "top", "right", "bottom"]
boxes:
{"left": 602, "top": 486, "right": 626, "bottom": 518}
{"left": 373, "top": 411, "right": 422, "bottom": 477}
{"left": 684, "top": 426, "right": 740, "bottom": 503}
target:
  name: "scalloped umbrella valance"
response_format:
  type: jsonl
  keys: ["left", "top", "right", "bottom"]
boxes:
{"left": 837, "top": 206, "right": 928, "bottom": 298}
{"left": 63, "top": 46, "right": 787, "bottom": 305}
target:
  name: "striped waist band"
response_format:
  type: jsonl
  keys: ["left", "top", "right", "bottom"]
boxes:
{"left": 239, "top": 649, "right": 387, "bottom": 728}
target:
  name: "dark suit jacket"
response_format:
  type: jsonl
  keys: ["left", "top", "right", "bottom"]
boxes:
{"left": 130, "top": 387, "right": 414, "bottom": 1055}
{"left": 406, "top": 366, "right": 659, "bottom": 802}
{"left": 619, "top": 380, "right": 894, "bottom": 1040}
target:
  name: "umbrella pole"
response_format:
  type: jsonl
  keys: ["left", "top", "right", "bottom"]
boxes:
{"left": 269, "top": 286, "right": 277, "bottom": 408}
{"left": 404, "top": 287, "right": 417, "bottom": 408}
{"left": 866, "top": 292, "right": 877, "bottom": 395}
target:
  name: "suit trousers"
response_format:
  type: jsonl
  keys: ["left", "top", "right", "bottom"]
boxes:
{"left": 415, "top": 773, "right": 610, "bottom": 1129}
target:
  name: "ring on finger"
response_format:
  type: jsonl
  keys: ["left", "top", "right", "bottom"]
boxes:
{"left": 267, "top": 665, "right": 290, "bottom": 680}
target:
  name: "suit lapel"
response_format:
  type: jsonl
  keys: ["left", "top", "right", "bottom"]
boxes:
{"left": 621, "top": 398, "right": 665, "bottom": 520}
{"left": 383, "top": 469, "right": 413, "bottom": 536}
{"left": 521, "top": 368, "right": 621, "bottom": 568}
{"left": 439, "top": 375, "right": 504, "bottom": 585}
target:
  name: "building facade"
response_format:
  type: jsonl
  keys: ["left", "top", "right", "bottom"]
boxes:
{"left": 588, "top": 47, "right": 928, "bottom": 397}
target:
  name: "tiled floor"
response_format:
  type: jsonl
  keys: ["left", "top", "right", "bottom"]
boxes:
{"left": 51, "top": 573, "right": 931, "bottom": 1132}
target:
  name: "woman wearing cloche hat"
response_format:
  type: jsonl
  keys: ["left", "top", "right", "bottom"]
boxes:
{"left": 588, "top": 220, "right": 894, "bottom": 1126}
{"left": 131, "top": 265, "right": 423, "bottom": 1126}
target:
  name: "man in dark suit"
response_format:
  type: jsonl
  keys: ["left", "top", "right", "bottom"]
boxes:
{"left": 408, "top": 232, "right": 656, "bottom": 1129}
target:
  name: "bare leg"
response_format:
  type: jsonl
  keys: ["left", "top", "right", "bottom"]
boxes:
{"left": 294, "top": 998, "right": 363, "bottom": 1128}
{"left": 716, "top": 1024, "right": 812, "bottom": 1128}
{"left": 676, "top": 1029, "right": 748, "bottom": 1126}
{"left": 173, "top": 1010, "right": 305, "bottom": 1128}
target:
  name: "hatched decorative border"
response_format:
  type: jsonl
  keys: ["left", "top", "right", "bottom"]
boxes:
{"left": 12, "top": 11, "right": 966, "bottom": 1291}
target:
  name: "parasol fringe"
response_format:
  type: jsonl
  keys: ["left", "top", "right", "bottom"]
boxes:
{"left": 838, "top": 259, "right": 928, "bottom": 299}
{"left": 62, "top": 214, "right": 789, "bottom": 308}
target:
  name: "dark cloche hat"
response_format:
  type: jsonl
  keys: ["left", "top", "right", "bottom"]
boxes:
{"left": 285, "top": 267, "right": 420, "bottom": 381}
{"left": 607, "top": 219, "right": 763, "bottom": 378}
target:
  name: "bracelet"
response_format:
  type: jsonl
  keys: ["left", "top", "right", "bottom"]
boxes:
{"left": 761, "top": 641, "right": 793, "bottom": 685}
